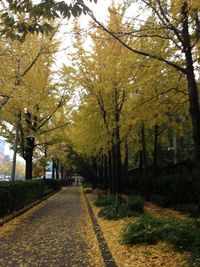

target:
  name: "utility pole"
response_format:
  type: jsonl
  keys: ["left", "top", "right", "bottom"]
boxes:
{"left": 11, "top": 122, "right": 19, "bottom": 181}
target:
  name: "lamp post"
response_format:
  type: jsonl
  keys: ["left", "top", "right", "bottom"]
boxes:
{"left": 11, "top": 122, "right": 19, "bottom": 181}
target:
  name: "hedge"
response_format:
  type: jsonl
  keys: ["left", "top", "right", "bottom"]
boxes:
{"left": 122, "top": 174, "right": 197, "bottom": 206}
{"left": 0, "top": 179, "right": 62, "bottom": 218}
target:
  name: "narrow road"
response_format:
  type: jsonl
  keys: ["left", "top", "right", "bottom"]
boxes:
{"left": 0, "top": 187, "right": 103, "bottom": 267}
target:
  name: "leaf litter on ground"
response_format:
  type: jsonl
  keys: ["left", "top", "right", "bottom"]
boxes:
{"left": 88, "top": 194, "right": 188, "bottom": 267}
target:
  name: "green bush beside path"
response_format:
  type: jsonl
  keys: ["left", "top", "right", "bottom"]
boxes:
{"left": 0, "top": 179, "right": 62, "bottom": 218}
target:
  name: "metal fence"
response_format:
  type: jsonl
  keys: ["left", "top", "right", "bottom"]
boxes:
{"left": 127, "top": 160, "right": 194, "bottom": 178}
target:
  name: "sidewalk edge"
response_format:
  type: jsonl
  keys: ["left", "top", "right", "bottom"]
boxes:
{"left": 83, "top": 189, "right": 117, "bottom": 267}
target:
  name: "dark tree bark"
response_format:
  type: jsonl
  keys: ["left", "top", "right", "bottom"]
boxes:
{"left": 141, "top": 123, "right": 148, "bottom": 177}
{"left": 181, "top": 3, "right": 200, "bottom": 209}
{"left": 100, "top": 155, "right": 104, "bottom": 186}
{"left": 24, "top": 136, "right": 35, "bottom": 180}
{"left": 56, "top": 158, "right": 59, "bottom": 179}
{"left": 97, "top": 157, "right": 102, "bottom": 187}
{"left": 103, "top": 154, "right": 108, "bottom": 189}
{"left": 138, "top": 123, "right": 148, "bottom": 179}
{"left": 92, "top": 157, "right": 98, "bottom": 188}
{"left": 60, "top": 165, "right": 64, "bottom": 179}
{"left": 114, "top": 139, "right": 122, "bottom": 210}
{"left": 123, "top": 139, "right": 129, "bottom": 177}
{"left": 52, "top": 159, "right": 56, "bottom": 179}
{"left": 114, "top": 112, "right": 122, "bottom": 210}
{"left": 108, "top": 150, "right": 112, "bottom": 194}
{"left": 111, "top": 145, "right": 116, "bottom": 194}
{"left": 153, "top": 124, "right": 159, "bottom": 178}
{"left": 139, "top": 150, "right": 143, "bottom": 177}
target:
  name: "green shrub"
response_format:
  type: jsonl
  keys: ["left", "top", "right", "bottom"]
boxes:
{"left": 43, "top": 188, "right": 54, "bottom": 196}
{"left": 121, "top": 215, "right": 164, "bottom": 244}
{"left": 0, "top": 179, "right": 62, "bottom": 218}
{"left": 43, "top": 179, "right": 61, "bottom": 191}
{"left": 164, "top": 220, "right": 199, "bottom": 251}
{"left": 0, "top": 182, "right": 12, "bottom": 216}
{"left": 98, "top": 205, "right": 118, "bottom": 220}
{"left": 94, "top": 194, "right": 115, "bottom": 207}
{"left": 127, "top": 194, "right": 144, "bottom": 213}
{"left": 98, "top": 204, "right": 139, "bottom": 220}
{"left": 174, "top": 204, "right": 199, "bottom": 217}
{"left": 118, "top": 204, "right": 140, "bottom": 218}
{"left": 121, "top": 215, "right": 200, "bottom": 264}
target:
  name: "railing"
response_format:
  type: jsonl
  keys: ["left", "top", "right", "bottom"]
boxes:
{"left": 127, "top": 160, "right": 194, "bottom": 178}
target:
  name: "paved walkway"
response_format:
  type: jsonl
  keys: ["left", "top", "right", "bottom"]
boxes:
{"left": 0, "top": 187, "right": 102, "bottom": 267}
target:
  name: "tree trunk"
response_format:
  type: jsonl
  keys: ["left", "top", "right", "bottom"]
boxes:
{"left": 97, "top": 157, "right": 101, "bottom": 187}
{"left": 52, "top": 159, "right": 55, "bottom": 179}
{"left": 92, "top": 157, "right": 97, "bottom": 188}
{"left": 56, "top": 158, "right": 59, "bottom": 179}
{"left": 141, "top": 123, "right": 148, "bottom": 177}
{"left": 123, "top": 139, "right": 129, "bottom": 177}
{"left": 114, "top": 141, "right": 121, "bottom": 210}
{"left": 139, "top": 149, "right": 143, "bottom": 177}
{"left": 173, "top": 134, "right": 178, "bottom": 164}
{"left": 25, "top": 137, "right": 35, "bottom": 180}
{"left": 114, "top": 118, "right": 122, "bottom": 210}
{"left": 100, "top": 155, "right": 104, "bottom": 186}
{"left": 108, "top": 150, "right": 112, "bottom": 194}
{"left": 111, "top": 145, "right": 116, "bottom": 194}
{"left": 60, "top": 166, "right": 64, "bottom": 179}
{"left": 182, "top": 3, "right": 200, "bottom": 209}
{"left": 153, "top": 124, "right": 158, "bottom": 178}
{"left": 103, "top": 154, "right": 108, "bottom": 189}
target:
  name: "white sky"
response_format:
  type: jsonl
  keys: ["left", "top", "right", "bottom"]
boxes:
{"left": 54, "top": 0, "right": 141, "bottom": 69}
{"left": 0, "top": 137, "right": 24, "bottom": 163}
{"left": 53, "top": 0, "right": 116, "bottom": 68}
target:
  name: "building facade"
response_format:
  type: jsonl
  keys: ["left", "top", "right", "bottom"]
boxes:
{"left": 0, "top": 139, "right": 5, "bottom": 165}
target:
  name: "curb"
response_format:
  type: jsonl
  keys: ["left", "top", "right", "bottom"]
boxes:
{"left": 83, "top": 190, "right": 117, "bottom": 267}
{"left": 0, "top": 189, "right": 61, "bottom": 227}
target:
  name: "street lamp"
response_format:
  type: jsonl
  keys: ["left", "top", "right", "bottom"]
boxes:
{"left": 11, "top": 122, "right": 20, "bottom": 181}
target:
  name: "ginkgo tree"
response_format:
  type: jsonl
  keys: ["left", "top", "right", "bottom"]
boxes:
{"left": 68, "top": 96, "right": 109, "bottom": 184}
{"left": 87, "top": 0, "right": 200, "bottom": 205}
{"left": 125, "top": 31, "right": 189, "bottom": 175}
{"left": 62, "top": 4, "right": 139, "bottom": 208}
{"left": 0, "top": 32, "right": 70, "bottom": 179}
{"left": 61, "top": 1, "right": 193, "bottom": 202}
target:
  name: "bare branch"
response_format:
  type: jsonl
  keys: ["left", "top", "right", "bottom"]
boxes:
{"left": 39, "top": 122, "right": 69, "bottom": 135}
{"left": 86, "top": 9, "right": 187, "bottom": 74}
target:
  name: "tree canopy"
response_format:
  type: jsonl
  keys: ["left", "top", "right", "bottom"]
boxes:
{"left": 0, "top": 0, "right": 97, "bottom": 41}
{"left": 0, "top": 0, "right": 200, "bottom": 210}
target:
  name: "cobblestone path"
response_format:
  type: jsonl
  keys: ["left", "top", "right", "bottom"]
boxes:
{"left": 0, "top": 187, "right": 103, "bottom": 267}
